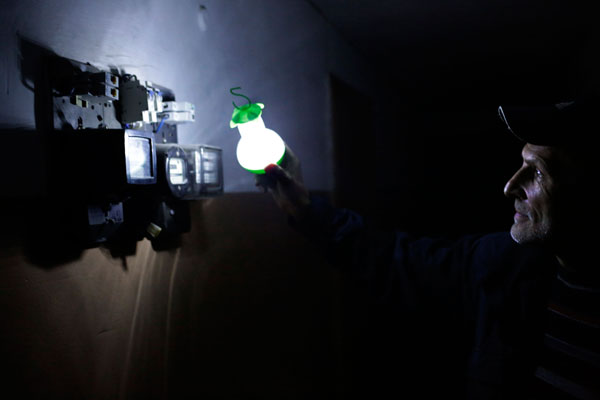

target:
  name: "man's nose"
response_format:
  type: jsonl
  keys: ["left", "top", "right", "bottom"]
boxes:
{"left": 504, "top": 169, "right": 525, "bottom": 199}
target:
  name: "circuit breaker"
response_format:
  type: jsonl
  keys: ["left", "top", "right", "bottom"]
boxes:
{"left": 43, "top": 54, "right": 223, "bottom": 252}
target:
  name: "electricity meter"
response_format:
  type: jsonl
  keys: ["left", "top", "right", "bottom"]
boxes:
{"left": 156, "top": 144, "right": 223, "bottom": 199}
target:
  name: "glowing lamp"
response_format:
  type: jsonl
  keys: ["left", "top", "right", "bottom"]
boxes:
{"left": 230, "top": 88, "right": 285, "bottom": 174}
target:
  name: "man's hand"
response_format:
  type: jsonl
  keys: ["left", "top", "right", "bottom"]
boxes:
{"left": 256, "top": 145, "right": 310, "bottom": 221}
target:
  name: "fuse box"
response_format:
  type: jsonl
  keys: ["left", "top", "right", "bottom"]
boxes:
{"left": 37, "top": 52, "right": 224, "bottom": 253}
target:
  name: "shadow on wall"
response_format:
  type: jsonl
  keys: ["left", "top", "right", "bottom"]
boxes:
{"left": 1, "top": 37, "right": 112, "bottom": 266}
{"left": 0, "top": 35, "right": 347, "bottom": 400}
{"left": 0, "top": 193, "right": 344, "bottom": 399}
{"left": 1, "top": 35, "right": 197, "bottom": 267}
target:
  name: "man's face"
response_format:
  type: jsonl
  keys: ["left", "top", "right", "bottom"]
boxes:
{"left": 504, "top": 144, "right": 564, "bottom": 245}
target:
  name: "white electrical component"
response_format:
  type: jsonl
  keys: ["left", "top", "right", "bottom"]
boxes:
{"left": 162, "top": 101, "right": 194, "bottom": 112}
{"left": 79, "top": 84, "right": 119, "bottom": 102}
{"left": 144, "top": 81, "right": 164, "bottom": 123}
{"left": 158, "top": 111, "right": 195, "bottom": 124}
{"left": 156, "top": 144, "right": 223, "bottom": 199}
{"left": 120, "top": 78, "right": 195, "bottom": 127}
{"left": 94, "top": 72, "right": 119, "bottom": 88}
{"left": 158, "top": 101, "right": 195, "bottom": 124}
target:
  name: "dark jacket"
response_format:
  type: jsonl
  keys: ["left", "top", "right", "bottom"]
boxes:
{"left": 294, "top": 196, "right": 559, "bottom": 399}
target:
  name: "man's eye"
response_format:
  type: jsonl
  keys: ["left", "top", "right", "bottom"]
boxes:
{"left": 535, "top": 169, "right": 543, "bottom": 179}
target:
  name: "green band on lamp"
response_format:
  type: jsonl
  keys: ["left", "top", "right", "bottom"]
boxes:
{"left": 230, "top": 103, "right": 264, "bottom": 128}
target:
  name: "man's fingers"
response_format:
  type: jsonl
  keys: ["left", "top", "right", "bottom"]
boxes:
{"left": 255, "top": 173, "right": 276, "bottom": 191}
{"left": 264, "top": 164, "right": 292, "bottom": 185}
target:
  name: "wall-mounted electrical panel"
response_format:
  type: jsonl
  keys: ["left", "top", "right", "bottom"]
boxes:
{"left": 31, "top": 52, "right": 224, "bottom": 254}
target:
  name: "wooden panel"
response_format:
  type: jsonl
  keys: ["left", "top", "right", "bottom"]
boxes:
{"left": 0, "top": 193, "right": 342, "bottom": 399}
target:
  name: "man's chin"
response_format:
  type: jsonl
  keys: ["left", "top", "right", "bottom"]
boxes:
{"left": 510, "top": 223, "right": 549, "bottom": 245}
{"left": 510, "top": 221, "right": 533, "bottom": 244}
{"left": 510, "top": 225, "right": 527, "bottom": 244}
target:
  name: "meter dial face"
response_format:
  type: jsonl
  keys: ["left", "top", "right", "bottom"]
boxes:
{"left": 168, "top": 157, "right": 188, "bottom": 185}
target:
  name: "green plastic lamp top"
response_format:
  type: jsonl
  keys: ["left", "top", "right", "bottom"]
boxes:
{"left": 230, "top": 103, "right": 264, "bottom": 128}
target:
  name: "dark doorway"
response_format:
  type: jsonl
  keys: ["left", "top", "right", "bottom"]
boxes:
{"left": 329, "top": 75, "right": 375, "bottom": 216}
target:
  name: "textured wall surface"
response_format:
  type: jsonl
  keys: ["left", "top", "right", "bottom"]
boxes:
{"left": 0, "top": 194, "right": 344, "bottom": 399}
{"left": 6, "top": 1, "right": 593, "bottom": 398}
{"left": 0, "top": 0, "right": 375, "bottom": 193}
{"left": 0, "top": 1, "right": 376, "bottom": 398}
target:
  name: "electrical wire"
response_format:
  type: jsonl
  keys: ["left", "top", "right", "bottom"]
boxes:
{"left": 123, "top": 73, "right": 138, "bottom": 82}
{"left": 155, "top": 115, "right": 167, "bottom": 134}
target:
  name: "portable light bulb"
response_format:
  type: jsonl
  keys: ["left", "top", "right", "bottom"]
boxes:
{"left": 230, "top": 89, "right": 285, "bottom": 174}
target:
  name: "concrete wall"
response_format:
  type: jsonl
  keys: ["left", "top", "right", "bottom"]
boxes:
{"left": 0, "top": 1, "right": 377, "bottom": 398}
{"left": 0, "top": 195, "right": 343, "bottom": 399}
{"left": 0, "top": 0, "right": 376, "bottom": 192}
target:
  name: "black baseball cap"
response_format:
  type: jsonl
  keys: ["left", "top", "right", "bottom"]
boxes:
{"left": 497, "top": 99, "right": 596, "bottom": 146}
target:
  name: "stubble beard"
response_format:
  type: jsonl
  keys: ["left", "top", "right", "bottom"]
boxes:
{"left": 510, "top": 218, "right": 553, "bottom": 245}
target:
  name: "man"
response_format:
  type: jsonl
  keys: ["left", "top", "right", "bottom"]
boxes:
{"left": 262, "top": 100, "right": 600, "bottom": 399}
